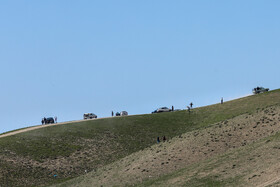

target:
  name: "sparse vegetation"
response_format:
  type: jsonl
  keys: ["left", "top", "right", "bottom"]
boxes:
{"left": 58, "top": 102, "right": 280, "bottom": 187}
{"left": 135, "top": 131, "right": 280, "bottom": 187}
{"left": 0, "top": 89, "right": 280, "bottom": 186}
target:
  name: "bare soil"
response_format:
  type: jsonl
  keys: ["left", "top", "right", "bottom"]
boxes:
{"left": 61, "top": 105, "right": 280, "bottom": 187}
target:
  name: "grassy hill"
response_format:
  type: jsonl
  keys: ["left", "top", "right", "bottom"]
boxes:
{"left": 0, "top": 89, "right": 280, "bottom": 186}
{"left": 56, "top": 100, "right": 280, "bottom": 187}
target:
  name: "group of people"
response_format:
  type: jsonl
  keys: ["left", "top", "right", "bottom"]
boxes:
{"left": 41, "top": 118, "right": 46, "bottom": 125}
{"left": 187, "top": 102, "right": 193, "bottom": 113}
{"left": 157, "top": 136, "right": 167, "bottom": 143}
{"left": 111, "top": 111, "right": 120, "bottom": 116}
{"left": 186, "top": 98, "right": 223, "bottom": 114}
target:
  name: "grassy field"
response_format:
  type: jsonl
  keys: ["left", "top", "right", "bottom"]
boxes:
{"left": 0, "top": 89, "right": 279, "bottom": 186}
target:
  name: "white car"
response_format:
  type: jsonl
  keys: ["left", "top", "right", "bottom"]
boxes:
{"left": 83, "top": 113, "right": 97, "bottom": 119}
{"left": 156, "top": 107, "right": 172, "bottom": 113}
{"left": 120, "top": 111, "right": 128, "bottom": 116}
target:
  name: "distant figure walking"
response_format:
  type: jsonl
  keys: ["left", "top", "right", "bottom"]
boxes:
{"left": 172, "top": 106, "right": 174, "bottom": 111}
{"left": 43, "top": 117, "right": 46, "bottom": 124}
{"left": 157, "top": 137, "right": 160, "bottom": 143}
{"left": 54, "top": 116, "right": 57, "bottom": 123}
{"left": 187, "top": 106, "right": 191, "bottom": 114}
{"left": 163, "top": 136, "right": 166, "bottom": 142}
{"left": 221, "top": 97, "right": 223, "bottom": 104}
{"left": 112, "top": 111, "right": 114, "bottom": 117}
{"left": 190, "top": 102, "right": 193, "bottom": 109}
{"left": 41, "top": 118, "right": 44, "bottom": 125}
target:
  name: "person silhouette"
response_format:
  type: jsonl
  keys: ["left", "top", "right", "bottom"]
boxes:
{"left": 157, "top": 137, "right": 160, "bottom": 143}
{"left": 187, "top": 106, "right": 191, "bottom": 114}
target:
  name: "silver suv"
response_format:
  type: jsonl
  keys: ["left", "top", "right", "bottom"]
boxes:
{"left": 83, "top": 113, "right": 97, "bottom": 119}
{"left": 156, "top": 107, "right": 171, "bottom": 113}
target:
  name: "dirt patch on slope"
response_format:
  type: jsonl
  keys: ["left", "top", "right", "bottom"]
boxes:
{"left": 158, "top": 132, "right": 280, "bottom": 187}
{"left": 62, "top": 105, "right": 280, "bottom": 187}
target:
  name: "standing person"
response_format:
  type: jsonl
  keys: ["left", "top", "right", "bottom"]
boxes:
{"left": 190, "top": 102, "right": 193, "bottom": 109}
{"left": 187, "top": 106, "right": 191, "bottom": 114}
{"left": 54, "top": 116, "right": 57, "bottom": 123}
{"left": 163, "top": 136, "right": 166, "bottom": 142}
{"left": 41, "top": 118, "right": 44, "bottom": 125}
{"left": 44, "top": 117, "right": 46, "bottom": 124}
{"left": 112, "top": 111, "right": 114, "bottom": 117}
{"left": 172, "top": 106, "right": 174, "bottom": 111}
{"left": 221, "top": 97, "right": 223, "bottom": 104}
{"left": 157, "top": 137, "right": 160, "bottom": 143}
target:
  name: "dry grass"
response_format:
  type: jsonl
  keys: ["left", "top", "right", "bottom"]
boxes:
{"left": 56, "top": 105, "right": 280, "bottom": 187}
{"left": 1, "top": 90, "right": 280, "bottom": 186}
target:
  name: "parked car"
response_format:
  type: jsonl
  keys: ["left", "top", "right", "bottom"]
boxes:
{"left": 252, "top": 87, "right": 269, "bottom": 94}
{"left": 153, "top": 107, "right": 172, "bottom": 113}
{"left": 151, "top": 109, "right": 157, "bottom": 114}
{"left": 116, "top": 112, "right": 121, "bottom": 116}
{"left": 83, "top": 113, "right": 97, "bottom": 120}
{"left": 120, "top": 111, "right": 128, "bottom": 116}
{"left": 45, "top": 117, "right": 54, "bottom": 124}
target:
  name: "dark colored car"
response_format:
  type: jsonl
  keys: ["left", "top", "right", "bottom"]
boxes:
{"left": 45, "top": 117, "right": 54, "bottom": 124}
{"left": 116, "top": 112, "right": 121, "bottom": 116}
{"left": 252, "top": 87, "right": 269, "bottom": 94}
{"left": 151, "top": 110, "right": 157, "bottom": 114}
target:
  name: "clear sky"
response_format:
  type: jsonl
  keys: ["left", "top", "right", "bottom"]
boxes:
{"left": 0, "top": 1, "right": 279, "bottom": 133}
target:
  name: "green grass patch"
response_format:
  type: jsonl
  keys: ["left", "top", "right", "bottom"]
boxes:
{"left": 184, "top": 176, "right": 237, "bottom": 187}
{"left": 0, "top": 89, "right": 280, "bottom": 186}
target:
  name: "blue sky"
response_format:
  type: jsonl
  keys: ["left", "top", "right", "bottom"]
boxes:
{"left": 0, "top": 1, "right": 279, "bottom": 133}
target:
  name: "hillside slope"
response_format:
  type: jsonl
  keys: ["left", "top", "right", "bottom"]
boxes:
{"left": 55, "top": 104, "right": 280, "bottom": 186}
{"left": 0, "top": 90, "right": 279, "bottom": 186}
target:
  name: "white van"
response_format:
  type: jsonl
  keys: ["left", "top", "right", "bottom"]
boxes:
{"left": 83, "top": 113, "right": 97, "bottom": 120}
{"left": 120, "top": 111, "right": 128, "bottom": 116}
